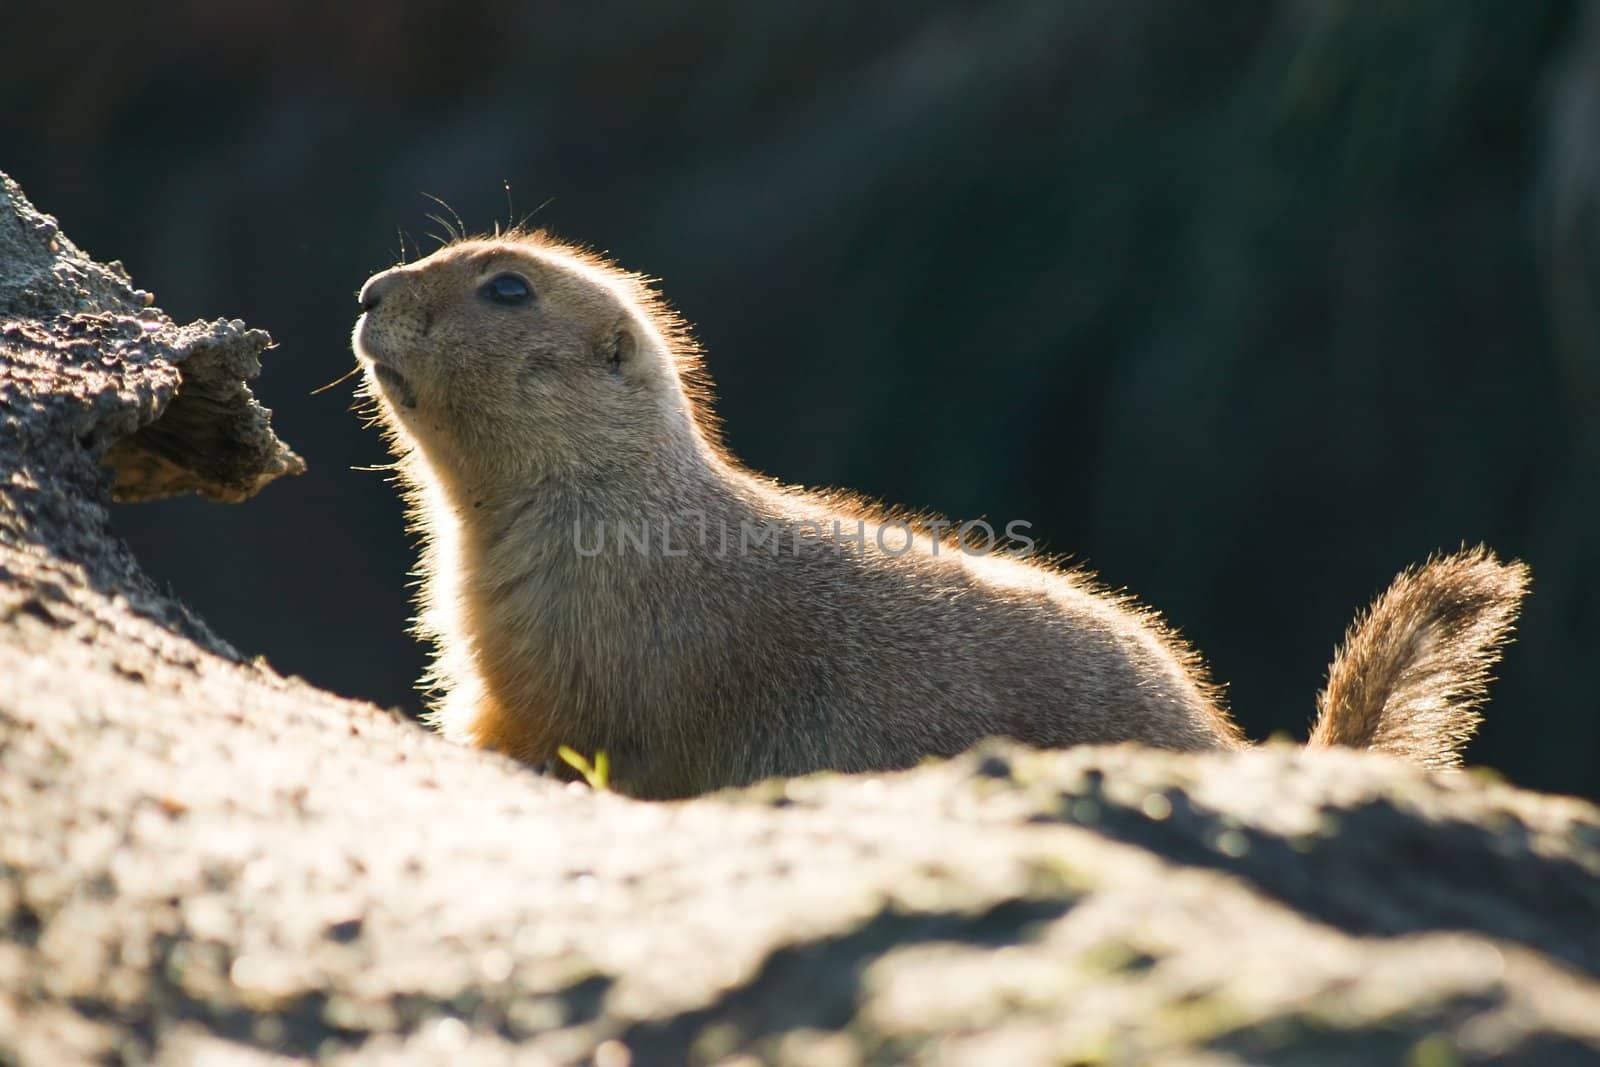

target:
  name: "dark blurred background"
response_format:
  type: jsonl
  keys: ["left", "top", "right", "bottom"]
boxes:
{"left": 3, "top": 2, "right": 1596, "bottom": 796}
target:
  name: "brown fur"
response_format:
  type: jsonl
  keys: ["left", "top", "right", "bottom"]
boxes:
{"left": 1309, "top": 547, "right": 1530, "bottom": 768}
{"left": 351, "top": 232, "right": 1527, "bottom": 798}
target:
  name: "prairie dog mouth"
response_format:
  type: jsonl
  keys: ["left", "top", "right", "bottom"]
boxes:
{"left": 354, "top": 312, "right": 419, "bottom": 410}
{"left": 370, "top": 362, "right": 417, "bottom": 409}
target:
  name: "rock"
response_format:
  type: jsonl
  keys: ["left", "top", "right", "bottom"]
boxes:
{"left": 0, "top": 171, "right": 304, "bottom": 506}
{"left": 1, "top": 170, "right": 1597, "bottom": 1066}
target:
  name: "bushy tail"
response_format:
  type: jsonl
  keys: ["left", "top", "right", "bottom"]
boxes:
{"left": 1308, "top": 547, "right": 1530, "bottom": 768}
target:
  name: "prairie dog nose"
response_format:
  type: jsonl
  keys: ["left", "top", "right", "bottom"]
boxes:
{"left": 358, "top": 269, "right": 402, "bottom": 312}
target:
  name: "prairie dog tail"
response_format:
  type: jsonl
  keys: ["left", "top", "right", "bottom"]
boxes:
{"left": 1309, "top": 547, "right": 1530, "bottom": 768}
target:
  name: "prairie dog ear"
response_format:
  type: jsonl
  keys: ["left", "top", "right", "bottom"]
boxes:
{"left": 600, "top": 321, "right": 638, "bottom": 374}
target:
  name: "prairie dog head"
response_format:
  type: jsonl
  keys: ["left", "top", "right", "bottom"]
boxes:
{"left": 353, "top": 236, "right": 706, "bottom": 489}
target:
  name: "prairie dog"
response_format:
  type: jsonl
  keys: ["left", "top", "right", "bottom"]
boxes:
{"left": 352, "top": 232, "right": 1527, "bottom": 799}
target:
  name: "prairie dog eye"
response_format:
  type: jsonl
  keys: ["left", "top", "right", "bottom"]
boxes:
{"left": 479, "top": 272, "right": 533, "bottom": 306}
